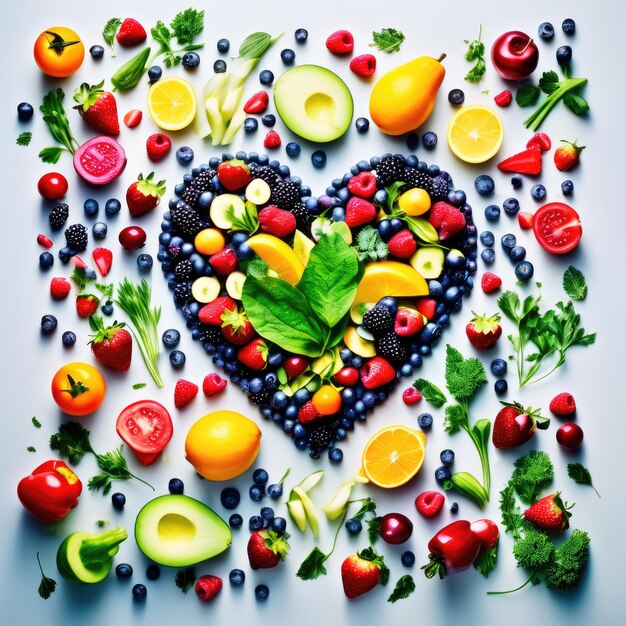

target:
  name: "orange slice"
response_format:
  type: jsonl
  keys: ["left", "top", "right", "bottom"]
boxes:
{"left": 447, "top": 104, "right": 503, "bottom": 163}
{"left": 354, "top": 261, "right": 428, "bottom": 304}
{"left": 147, "top": 77, "right": 197, "bottom": 131}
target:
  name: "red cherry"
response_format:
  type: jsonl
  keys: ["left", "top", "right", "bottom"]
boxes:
{"left": 333, "top": 367, "right": 359, "bottom": 387}
{"left": 38, "top": 172, "right": 68, "bottom": 200}
{"left": 378, "top": 513, "right": 413, "bottom": 544}
{"left": 556, "top": 423, "right": 584, "bottom": 449}
{"left": 283, "top": 356, "right": 309, "bottom": 379}
{"left": 118, "top": 226, "right": 147, "bottom": 251}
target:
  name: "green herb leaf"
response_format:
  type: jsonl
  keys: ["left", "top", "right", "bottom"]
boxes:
{"left": 40, "top": 88, "right": 78, "bottom": 154}
{"left": 95, "top": 282, "right": 114, "bottom": 301}
{"left": 443, "top": 403, "right": 465, "bottom": 434}
{"left": 464, "top": 25, "right": 486, "bottom": 82}
{"left": 89, "top": 446, "right": 154, "bottom": 495}
{"left": 175, "top": 567, "right": 196, "bottom": 593}
{"left": 17, "top": 131, "right": 32, "bottom": 146}
{"left": 239, "top": 32, "right": 281, "bottom": 61}
{"left": 32, "top": 416, "right": 42, "bottom": 429}
{"left": 444, "top": 345, "right": 487, "bottom": 402}
{"left": 367, "top": 517, "right": 380, "bottom": 545}
{"left": 355, "top": 225, "right": 388, "bottom": 261}
{"left": 563, "top": 266, "right": 587, "bottom": 300}
{"left": 511, "top": 450, "right": 554, "bottom": 505}
{"left": 96, "top": 520, "right": 107, "bottom": 528}
{"left": 241, "top": 257, "right": 268, "bottom": 279}
{"left": 358, "top": 547, "right": 389, "bottom": 585}
{"left": 39, "top": 146, "right": 65, "bottom": 164}
{"left": 296, "top": 547, "right": 329, "bottom": 580}
{"left": 539, "top": 71, "right": 560, "bottom": 93}
{"left": 412, "top": 378, "right": 447, "bottom": 408}
{"left": 103, "top": 18, "right": 121, "bottom": 51}
{"left": 27, "top": 446, "right": 36, "bottom": 453}
{"left": 50, "top": 421, "right": 95, "bottom": 465}
{"left": 36, "top": 553, "right": 57, "bottom": 600}
{"left": 474, "top": 545, "right": 498, "bottom": 577}
{"left": 170, "top": 8, "right": 204, "bottom": 45}
{"left": 563, "top": 92, "right": 589, "bottom": 115}
{"left": 516, "top": 85, "right": 541, "bottom": 107}
{"left": 132, "top": 383, "right": 147, "bottom": 390}
{"left": 387, "top": 575, "right": 415, "bottom": 602}
{"left": 370, "top": 28, "right": 405, "bottom": 53}
{"left": 352, "top": 497, "right": 377, "bottom": 520}
{"left": 567, "top": 463, "right": 600, "bottom": 497}
{"left": 499, "top": 482, "right": 523, "bottom": 539}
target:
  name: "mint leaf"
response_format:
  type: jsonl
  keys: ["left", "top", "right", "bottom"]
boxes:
{"left": 296, "top": 547, "right": 329, "bottom": 580}
{"left": 36, "top": 553, "right": 57, "bottom": 600}
{"left": 413, "top": 378, "right": 447, "bottom": 408}
{"left": 567, "top": 462, "right": 600, "bottom": 497}
{"left": 387, "top": 575, "right": 415, "bottom": 602}
{"left": 174, "top": 567, "right": 196, "bottom": 593}
{"left": 539, "top": 70, "right": 560, "bottom": 94}
{"left": 563, "top": 92, "right": 589, "bottom": 115}
{"left": 32, "top": 416, "right": 42, "bottom": 428}
{"left": 102, "top": 18, "right": 121, "bottom": 51}
{"left": 352, "top": 497, "right": 376, "bottom": 520}
{"left": 516, "top": 85, "right": 541, "bottom": 107}
{"left": 39, "top": 146, "right": 64, "bottom": 164}
{"left": 563, "top": 266, "right": 587, "bottom": 300}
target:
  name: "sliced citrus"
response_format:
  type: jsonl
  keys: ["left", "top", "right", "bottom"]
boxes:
{"left": 447, "top": 104, "right": 503, "bottom": 164}
{"left": 354, "top": 261, "right": 428, "bottom": 304}
{"left": 246, "top": 233, "right": 304, "bottom": 285}
{"left": 361, "top": 425, "right": 426, "bottom": 488}
{"left": 147, "top": 77, "right": 197, "bottom": 131}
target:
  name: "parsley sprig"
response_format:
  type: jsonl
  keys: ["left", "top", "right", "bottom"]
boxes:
{"left": 39, "top": 88, "right": 79, "bottom": 164}
{"left": 464, "top": 25, "right": 486, "bottom": 82}
{"left": 36, "top": 553, "right": 57, "bottom": 600}
{"left": 370, "top": 28, "right": 405, "bottom": 53}
{"left": 17, "top": 131, "right": 32, "bottom": 146}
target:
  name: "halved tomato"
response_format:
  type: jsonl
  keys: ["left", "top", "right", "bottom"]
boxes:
{"left": 116, "top": 400, "right": 173, "bottom": 465}
{"left": 532, "top": 202, "right": 582, "bottom": 254}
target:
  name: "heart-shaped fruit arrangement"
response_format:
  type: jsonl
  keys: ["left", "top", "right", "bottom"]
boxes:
{"left": 159, "top": 153, "right": 477, "bottom": 456}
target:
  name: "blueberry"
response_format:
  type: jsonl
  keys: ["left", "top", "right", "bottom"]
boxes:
{"left": 561, "top": 180, "right": 574, "bottom": 196}
{"left": 39, "top": 252, "right": 54, "bottom": 269}
{"left": 176, "top": 146, "right": 194, "bottom": 165}
{"left": 509, "top": 245, "right": 526, "bottom": 262}
{"left": 556, "top": 45, "right": 572, "bottom": 65}
{"left": 244, "top": 117, "right": 258, "bottom": 133}
{"left": 221, "top": 487, "right": 240, "bottom": 509}
{"left": 162, "top": 328, "right": 181, "bottom": 347}
{"left": 418, "top": 413, "right": 433, "bottom": 429}
{"left": 329, "top": 447, "right": 343, "bottom": 464}
{"left": 478, "top": 232, "right": 494, "bottom": 247}
{"left": 259, "top": 507, "right": 274, "bottom": 523}
{"left": 262, "top": 113, "right": 276, "bottom": 128}
{"left": 17, "top": 102, "right": 34, "bottom": 121}
{"left": 83, "top": 198, "right": 99, "bottom": 217}
{"left": 407, "top": 133, "right": 420, "bottom": 151}
{"left": 132, "top": 584, "right": 147, "bottom": 600}
{"left": 259, "top": 69, "right": 274, "bottom": 85}
{"left": 389, "top": 218, "right": 403, "bottom": 234}
{"left": 181, "top": 51, "right": 200, "bottom": 69}
{"left": 270, "top": 516, "right": 287, "bottom": 534}
{"left": 448, "top": 89, "right": 465, "bottom": 105}
{"left": 89, "top": 45, "right": 104, "bottom": 59}
{"left": 137, "top": 254, "right": 153, "bottom": 270}
{"left": 267, "top": 483, "right": 283, "bottom": 498}
{"left": 41, "top": 314, "right": 57, "bottom": 334}
{"left": 213, "top": 59, "right": 227, "bottom": 73}
{"left": 450, "top": 502, "right": 459, "bottom": 513}
{"left": 440, "top": 449, "right": 455, "bottom": 466}
{"left": 249, "top": 484, "right": 264, "bottom": 501}
{"left": 491, "top": 358, "right": 508, "bottom": 377}
{"left": 484, "top": 204, "right": 501, "bottom": 222}
{"left": 62, "top": 331, "right": 76, "bottom": 347}
{"left": 511, "top": 175, "right": 523, "bottom": 190}
{"left": 295, "top": 28, "right": 308, "bottom": 42}
{"left": 562, "top": 18, "right": 576, "bottom": 34}
{"left": 286, "top": 142, "right": 301, "bottom": 157}
{"left": 144, "top": 64, "right": 161, "bottom": 84}
{"left": 475, "top": 175, "right": 495, "bottom": 196}
{"left": 217, "top": 38, "right": 230, "bottom": 53}
{"left": 515, "top": 261, "right": 534, "bottom": 281}
{"left": 501, "top": 233, "right": 517, "bottom": 251}
{"left": 503, "top": 197, "right": 520, "bottom": 215}
{"left": 249, "top": 515, "right": 264, "bottom": 531}
{"left": 345, "top": 518, "right": 362, "bottom": 535}
{"left": 281, "top": 48, "right": 296, "bottom": 64}
{"left": 422, "top": 131, "right": 438, "bottom": 150}
{"left": 168, "top": 478, "right": 184, "bottom": 494}
{"left": 355, "top": 117, "right": 369, "bottom": 133}
{"left": 93, "top": 222, "right": 108, "bottom": 239}
{"left": 378, "top": 296, "right": 398, "bottom": 315}
{"left": 253, "top": 468, "right": 269, "bottom": 485}
{"left": 311, "top": 150, "right": 327, "bottom": 168}
{"left": 169, "top": 350, "right": 186, "bottom": 368}
{"left": 530, "top": 184, "right": 546, "bottom": 201}
{"left": 435, "top": 466, "right": 452, "bottom": 482}
{"left": 255, "top": 584, "right": 269, "bottom": 600}
{"left": 146, "top": 564, "right": 160, "bottom": 581}
{"left": 494, "top": 379, "right": 508, "bottom": 395}
{"left": 101, "top": 303, "right": 114, "bottom": 316}
{"left": 538, "top": 22, "right": 554, "bottom": 40}
{"left": 229, "top": 569, "right": 245, "bottom": 586}
{"left": 401, "top": 551, "right": 415, "bottom": 567}
{"left": 116, "top": 563, "right": 133, "bottom": 579}
{"left": 229, "top": 513, "right": 243, "bottom": 528}
{"left": 111, "top": 492, "right": 126, "bottom": 510}
{"left": 105, "top": 198, "right": 121, "bottom": 216}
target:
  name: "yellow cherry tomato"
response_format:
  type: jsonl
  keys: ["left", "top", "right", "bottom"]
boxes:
{"left": 398, "top": 188, "right": 431, "bottom": 216}
{"left": 34, "top": 27, "right": 84, "bottom": 78}
{"left": 51, "top": 362, "right": 106, "bottom": 416}
{"left": 312, "top": 385, "right": 342, "bottom": 416}
{"left": 194, "top": 228, "right": 226, "bottom": 255}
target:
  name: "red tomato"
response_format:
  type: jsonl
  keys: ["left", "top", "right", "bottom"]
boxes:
{"left": 118, "top": 226, "right": 147, "bottom": 250}
{"left": 556, "top": 423, "right": 584, "bottom": 449}
{"left": 38, "top": 172, "right": 68, "bottom": 200}
{"left": 532, "top": 202, "right": 582, "bottom": 254}
{"left": 470, "top": 519, "right": 499, "bottom": 551}
{"left": 116, "top": 400, "right": 173, "bottom": 465}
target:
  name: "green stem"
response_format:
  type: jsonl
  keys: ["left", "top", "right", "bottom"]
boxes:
{"left": 130, "top": 472, "right": 155, "bottom": 491}
{"left": 525, "top": 78, "right": 587, "bottom": 130}
{"left": 78, "top": 527, "right": 128, "bottom": 567}
{"left": 487, "top": 570, "right": 538, "bottom": 595}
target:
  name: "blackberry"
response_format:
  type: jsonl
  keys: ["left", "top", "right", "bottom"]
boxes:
{"left": 289, "top": 202, "right": 312, "bottom": 228}
{"left": 171, "top": 203, "right": 205, "bottom": 239}
{"left": 376, "top": 155, "right": 405, "bottom": 186}
{"left": 270, "top": 181, "right": 301, "bottom": 209}
{"left": 251, "top": 165, "right": 279, "bottom": 187}
{"left": 64, "top": 224, "right": 88, "bottom": 251}
{"left": 201, "top": 326, "right": 223, "bottom": 345}
{"left": 248, "top": 389, "right": 270, "bottom": 405}
{"left": 402, "top": 168, "right": 433, "bottom": 194}
{"left": 375, "top": 332, "right": 407, "bottom": 364}
{"left": 168, "top": 244, "right": 181, "bottom": 259}
{"left": 49, "top": 203, "right": 69, "bottom": 231}
{"left": 181, "top": 170, "right": 215, "bottom": 207}
{"left": 173, "top": 281, "right": 193, "bottom": 306}
{"left": 174, "top": 259, "right": 194, "bottom": 281}
{"left": 430, "top": 176, "right": 449, "bottom": 200}
{"left": 362, "top": 306, "right": 394, "bottom": 334}
{"left": 308, "top": 423, "right": 334, "bottom": 450}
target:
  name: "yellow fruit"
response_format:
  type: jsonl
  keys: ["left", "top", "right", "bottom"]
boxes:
{"left": 147, "top": 77, "right": 197, "bottom": 131}
{"left": 369, "top": 54, "right": 446, "bottom": 135}
{"left": 447, "top": 104, "right": 503, "bottom": 164}
{"left": 354, "top": 261, "right": 428, "bottom": 304}
{"left": 343, "top": 326, "right": 376, "bottom": 357}
{"left": 247, "top": 233, "right": 304, "bottom": 285}
{"left": 185, "top": 411, "right": 261, "bottom": 481}
{"left": 312, "top": 385, "right": 342, "bottom": 416}
{"left": 398, "top": 188, "right": 431, "bottom": 216}
{"left": 194, "top": 229, "right": 225, "bottom": 255}
{"left": 360, "top": 425, "right": 426, "bottom": 488}
{"left": 292, "top": 230, "right": 315, "bottom": 266}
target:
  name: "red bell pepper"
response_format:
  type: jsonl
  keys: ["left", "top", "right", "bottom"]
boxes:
{"left": 422, "top": 520, "right": 482, "bottom": 579}
{"left": 17, "top": 460, "right": 82, "bottom": 523}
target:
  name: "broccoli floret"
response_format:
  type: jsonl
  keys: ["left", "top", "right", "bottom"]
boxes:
{"left": 544, "top": 529, "right": 590, "bottom": 590}
{"left": 513, "top": 526, "right": 555, "bottom": 570}
{"left": 511, "top": 450, "right": 555, "bottom": 504}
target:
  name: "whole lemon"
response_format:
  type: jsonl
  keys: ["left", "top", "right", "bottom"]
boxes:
{"left": 185, "top": 411, "right": 261, "bottom": 481}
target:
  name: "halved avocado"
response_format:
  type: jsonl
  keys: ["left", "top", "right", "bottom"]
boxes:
{"left": 135, "top": 495, "right": 231, "bottom": 567}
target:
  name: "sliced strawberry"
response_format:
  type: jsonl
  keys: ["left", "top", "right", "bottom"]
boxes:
{"left": 494, "top": 90, "right": 512, "bottom": 107}
{"left": 92, "top": 247, "right": 113, "bottom": 277}
{"left": 518, "top": 212, "right": 534, "bottom": 230}
{"left": 50, "top": 277, "right": 71, "bottom": 300}
{"left": 526, "top": 132, "right": 552, "bottom": 152}
{"left": 123, "top": 109, "right": 142, "bottom": 128}
{"left": 71, "top": 255, "right": 88, "bottom": 269}
{"left": 37, "top": 234, "right": 53, "bottom": 248}
{"left": 498, "top": 147, "right": 542, "bottom": 175}
{"left": 415, "top": 298, "right": 437, "bottom": 320}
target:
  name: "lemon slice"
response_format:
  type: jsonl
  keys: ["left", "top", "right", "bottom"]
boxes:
{"left": 247, "top": 234, "right": 304, "bottom": 285}
{"left": 147, "top": 77, "right": 197, "bottom": 131}
{"left": 354, "top": 261, "right": 428, "bottom": 304}
{"left": 447, "top": 104, "right": 503, "bottom": 163}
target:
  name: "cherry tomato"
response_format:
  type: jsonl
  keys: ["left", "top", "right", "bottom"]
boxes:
{"left": 118, "top": 226, "right": 147, "bottom": 251}
{"left": 470, "top": 519, "right": 499, "bottom": 551}
{"left": 38, "top": 172, "right": 68, "bottom": 201}
{"left": 532, "top": 202, "right": 582, "bottom": 254}
{"left": 312, "top": 385, "right": 342, "bottom": 416}
{"left": 34, "top": 27, "right": 84, "bottom": 78}
{"left": 377, "top": 513, "right": 413, "bottom": 544}
{"left": 556, "top": 423, "right": 584, "bottom": 449}
{"left": 116, "top": 400, "right": 173, "bottom": 465}
{"left": 51, "top": 362, "right": 106, "bottom": 416}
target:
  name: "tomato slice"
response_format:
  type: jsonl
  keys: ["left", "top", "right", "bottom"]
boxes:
{"left": 532, "top": 202, "right": 582, "bottom": 254}
{"left": 116, "top": 400, "right": 173, "bottom": 465}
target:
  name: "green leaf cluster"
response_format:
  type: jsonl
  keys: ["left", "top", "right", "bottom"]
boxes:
{"left": 464, "top": 25, "right": 486, "bottom": 82}
{"left": 370, "top": 28, "right": 405, "bottom": 53}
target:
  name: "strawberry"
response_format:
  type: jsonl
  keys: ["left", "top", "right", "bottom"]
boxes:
{"left": 123, "top": 109, "right": 142, "bottom": 128}
{"left": 341, "top": 549, "right": 388, "bottom": 599}
{"left": 209, "top": 247, "right": 238, "bottom": 276}
{"left": 37, "top": 234, "right": 53, "bottom": 248}
{"left": 402, "top": 387, "right": 422, "bottom": 405}
{"left": 71, "top": 256, "right": 88, "bottom": 269}
{"left": 198, "top": 296, "right": 237, "bottom": 325}
{"left": 283, "top": 356, "right": 309, "bottom": 379}
{"left": 221, "top": 308, "right": 255, "bottom": 345}
{"left": 347, "top": 172, "right": 377, "bottom": 198}
{"left": 116, "top": 18, "right": 147, "bottom": 46}
{"left": 465, "top": 312, "right": 502, "bottom": 349}
{"left": 518, "top": 211, "right": 534, "bottom": 230}
{"left": 415, "top": 298, "right": 437, "bottom": 320}
{"left": 202, "top": 373, "right": 227, "bottom": 397}
{"left": 428, "top": 202, "right": 466, "bottom": 240}
{"left": 243, "top": 91, "right": 269, "bottom": 114}
{"left": 238, "top": 338, "right": 268, "bottom": 370}
{"left": 526, "top": 132, "right": 552, "bottom": 152}
{"left": 497, "top": 147, "right": 542, "bottom": 175}
{"left": 258, "top": 205, "right": 296, "bottom": 237}
{"left": 50, "top": 277, "right": 71, "bottom": 300}
{"left": 146, "top": 133, "right": 171, "bottom": 162}
{"left": 494, "top": 90, "right": 512, "bottom": 107}
{"left": 73, "top": 81, "right": 120, "bottom": 135}
{"left": 524, "top": 493, "right": 572, "bottom": 532}
{"left": 387, "top": 230, "right": 417, "bottom": 259}
{"left": 481, "top": 272, "right": 502, "bottom": 294}
{"left": 349, "top": 54, "right": 376, "bottom": 78}
{"left": 333, "top": 367, "right": 359, "bottom": 387}
{"left": 174, "top": 379, "right": 199, "bottom": 409}
{"left": 92, "top": 247, "right": 112, "bottom": 277}
{"left": 415, "top": 491, "right": 445, "bottom": 518}
{"left": 217, "top": 159, "right": 252, "bottom": 192}
{"left": 345, "top": 197, "right": 376, "bottom": 228}
{"left": 263, "top": 130, "right": 281, "bottom": 149}
{"left": 195, "top": 575, "right": 222, "bottom": 602}
{"left": 394, "top": 308, "right": 424, "bottom": 336}
{"left": 549, "top": 392, "right": 576, "bottom": 416}
{"left": 247, "top": 530, "right": 290, "bottom": 570}
{"left": 126, "top": 172, "right": 166, "bottom": 217}
{"left": 298, "top": 400, "right": 322, "bottom": 424}
{"left": 89, "top": 316, "right": 132, "bottom": 371}
{"left": 492, "top": 401, "right": 550, "bottom": 448}
{"left": 554, "top": 140, "right": 585, "bottom": 171}
{"left": 360, "top": 356, "right": 395, "bottom": 389}
{"left": 76, "top": 294, "right": 99, "bottom": 318}
{"left": 326, "top": 30, "right": 354, "bottom": 54}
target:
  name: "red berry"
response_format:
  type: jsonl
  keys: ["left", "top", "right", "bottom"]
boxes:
{"left": 415, "top": 491, "right": 445, "bottom": 518}
{"left": 283, "top": 356, "right": 309, "bottom": 379}
{"left": 50, "top": 277, "right": 71, "bottom": 300}
{"left": 402, "top": 387, "right": 422, "bottom": 406}
{"left": 298, "top": 400, "right": 322, "bottom": 424}
{"left": 123, "top": 109, "right": 142, "bottom": 128}
{"left": 346, "top": 172, "right": 377, "bottom": 198}
{"left": 92, "top": 247, "right": 113, "bottom": 277}
{"left": 174, "top": 379, "right": 199, "bottom": 409}
{"left": 116, "top": 18, "right": 147, "bottom": 46}
{"left": 243, "top": 91, "right": 269, "bottom": 114}
{"left": 481, "top": 272, "right": 502, "bottom": 294}
{"left": 556, "top": 423, "right": 583, "bottom": 449}
{"left": 518, "top": 211, "right": 534, "bottom": 230}
{"left": 415, "top": 298, "right": 437, "bottom": 320}
{"left": 325, "top": 30, "right": 354, "bottom": 54}
{"left": 263, "top": 130, "right": 281, "bottom": 149}
{"left": 345, "top": 197, "right": 376, "bottom": 228}
{"left": 494, "top": 90, "right": 513, "bottom": 107}
{"left": 194, "top": 575, "right": 222, "bottom": 602}
{"left": 526, "top": 132, "right": 552, "bottom": 152}
{"left": 202, "top": 373, "right": 227, "bottom": 397}
{"left": 549, "top": 392, "right": 576, "bottom": 416}
{"left": 360, "top": 357, "right": 395, "bottom": 389}
{"left": 349, "top": 54, "right": 376, "bottom": 78}
{"left": 333, "top": 367, "right": 359, "bottom": 387}
{"left": 146, "top": 133, "right": 171, "bottom": 162}
{"left": 258, "top": 205, "right": 296, "bottom": 238}
{"left": 394, "top": 308, "right": 424, "bottom": 336}
{"left": 38, "top": 172, "right": 68, "bottom": 201}
{"left": 71, "top": 255, "right": 87, "bottom": 269}
{"left": 37, "top": 234, "right": 53, "bottom": 248}
{"left": 209, "top": 247, "right": 238, "bottom": 276}
{"left": 118, "top": 226, "right": 146, "bottom": 251}
{"left": 387, "top": 230, "right": 417, "bottom": 259}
